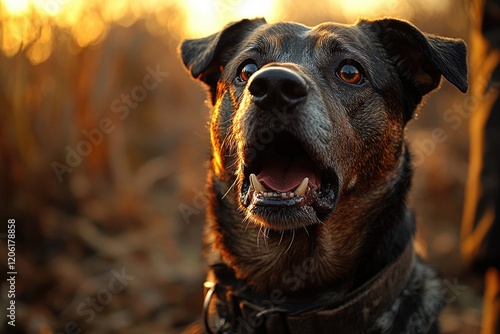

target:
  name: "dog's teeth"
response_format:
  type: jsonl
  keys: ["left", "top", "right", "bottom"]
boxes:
{"left": 250, "top": 173, "right": 266, "bottom": 193}
{"left": 294, "top": 177, "right": 309, "bottom": 197}
{"left": 250, "top": 174, "right": 309, "bottom": 199}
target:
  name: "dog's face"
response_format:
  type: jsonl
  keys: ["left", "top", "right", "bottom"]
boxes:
{"left": 181, "top": 18, "right": 467, "bottom": 290}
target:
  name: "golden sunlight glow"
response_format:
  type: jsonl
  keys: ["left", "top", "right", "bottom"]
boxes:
{"left": 27, "top": 24, "right": 52, "bottom": 65}
{"left": 337, "top": 0, "right": 391, "bottom": 18}
{"left": 0, "top": 0, "right": 142, "bottom": 64}
{"left": 3, "top": 0, "right": 30, "bottom": 15}
{"left": 0, "top": 0, "right": 452, "bottom": 65}
{"left": 101, "top": 0, "right": 129, "bottom": 23}
{"left": 332, "top": 0, "right": 451, "bottom": 20}
{"left": 32, "top": 0, "right": 65, "bottom": 16}
{"left": 73, "top": 11, "right": 107, "bottom": 47}
{"left": 183, "top": 0, "right": 279, "bottom": 37}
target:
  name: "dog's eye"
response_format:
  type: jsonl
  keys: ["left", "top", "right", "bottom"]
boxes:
{"left": 337, "top": 62, "right": 363, "bottom": 85}
{"left": 238, "top": 61, "right": 259, "bottom": 82}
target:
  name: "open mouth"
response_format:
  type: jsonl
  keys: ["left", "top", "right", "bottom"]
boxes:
{"left": 240, "top": 131, "right": 338, "bottom": 229}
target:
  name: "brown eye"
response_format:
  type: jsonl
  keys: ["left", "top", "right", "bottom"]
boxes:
{"left": 337, "top": 63, "right": 363, "bottom": 85}
{"left": 239, "top": 62, "right": 259, "bottom": 82}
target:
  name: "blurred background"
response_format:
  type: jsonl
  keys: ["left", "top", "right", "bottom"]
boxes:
{"left": 0, "top": 0, "right": 484, "bottom": 333}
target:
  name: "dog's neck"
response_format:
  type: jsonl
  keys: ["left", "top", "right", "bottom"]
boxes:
{"left": 350, "top": 147, "right": 415, "bottom": 288}
{"left": 203, "top": 230, "right": 416, "bottom": 334}
{"left": 205, "top": 147, "right": 414, "bottom": 295}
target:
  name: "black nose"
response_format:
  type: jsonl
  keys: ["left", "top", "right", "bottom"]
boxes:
{"left": 248, "top": 67, "right": 308, "bottom": 111}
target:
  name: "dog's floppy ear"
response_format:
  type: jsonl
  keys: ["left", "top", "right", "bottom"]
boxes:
{"left": 180, "top": 18, "right": 266, "bottom": 103}
{"left": 361, "top": 18, "right": 468, "bottom": 112}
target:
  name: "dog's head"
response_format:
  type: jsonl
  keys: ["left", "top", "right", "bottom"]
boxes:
{"left": 181, "top": 18, "right": 467, "bottom": 289}
{"left": 181, "top": 17, "right": 466, "bottom": 228}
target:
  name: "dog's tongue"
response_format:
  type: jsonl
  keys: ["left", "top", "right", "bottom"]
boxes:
{"left": 257, "top": 155, "right": 319, "bottom": 193}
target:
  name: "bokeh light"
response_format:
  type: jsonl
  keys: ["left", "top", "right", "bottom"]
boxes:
{"left": 182, "top": 0, "right": 279, "bottom": 36}
{"left": 0, "top": 0, "right": 455, "bottom": 65}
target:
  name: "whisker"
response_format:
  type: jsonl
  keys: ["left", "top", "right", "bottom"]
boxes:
{"left": 278, "top": 230, "right": 285, "bottom": 246}
{"left": 303, "top": 226, "right": 309, "bottom": 237}
{"left": 243, "top": 216, "right": 252, "bottom": 232}
{"left": 257, "top": 225, "right": 262, "bottom": 252}
{"left": 221, "top": 178, "right": 238, "bottom": 199}
{"left": 224, "top": 153, "right": 238, "bottom": 159}
{"left": 226, "top": 159, "right": 239, "bottom": 170}
{"left": 263, "top": 227, "right": 269, "bottom": 251}
{"left": 220, "top": 125, "right": 237, "bottom": 153}
{"left": 284, "top": 228, "right": 295, "bottom": 254}
{"left": 219, "top": 117, "right": 233, "bottom": 126}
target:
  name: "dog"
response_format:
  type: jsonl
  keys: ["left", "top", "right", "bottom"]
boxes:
{"left": 180, "top": 17, "right": 467, "bottom": 334}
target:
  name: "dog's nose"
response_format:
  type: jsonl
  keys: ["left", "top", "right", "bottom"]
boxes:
{"left": 248, "top": 67, "right": 308, "bottom": 111}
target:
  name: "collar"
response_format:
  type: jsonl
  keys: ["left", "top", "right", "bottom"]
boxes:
{"left": 202, "top": 241, "right": 415, "bottom": 334}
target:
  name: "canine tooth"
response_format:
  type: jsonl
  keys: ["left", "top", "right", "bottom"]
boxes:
{"left": 294, "top": 177, "right": 309, "bottom": 197}
{"left": 250, "top": 174, "right": 266, "bottom": 193}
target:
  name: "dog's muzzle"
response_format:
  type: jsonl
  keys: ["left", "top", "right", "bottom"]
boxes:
{"left": 238, "top": 66, "right": 338, "bottom": 230}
